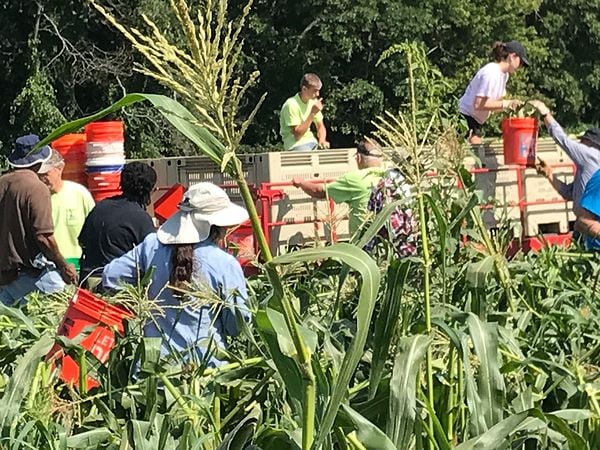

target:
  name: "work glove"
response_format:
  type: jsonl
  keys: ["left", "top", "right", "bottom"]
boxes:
{"left": 502, "top": 99, "right": 524, "bottom": 111}
{"left": 528, "top": 100, "right": 551, "bottom": 116}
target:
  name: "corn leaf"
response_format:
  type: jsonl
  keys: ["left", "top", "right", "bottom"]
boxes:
{"left": 66, "top": 428, "right": 113, "bottom": 448}
{"left": 36, "top": 93, "right": 227, "bottom": 168}
{"left": 339, "top": 404, "right": 396, "bottom": 450}
{"left": 466, "top": 314, "right": 505, "bottom": 432}
{"left": 369, "top": 259, "right": 412, "bottom": 399}
{"left": 455, "top": 411, "right": 529, "bottom": 450}
{"left": 268, "top": 243, "right": 380, "bottom": 448}
{"left": 0, "top": 334, "right": 53, "bottom": 434}
{"left": 387, "top": 334, "right": 432, "bottom": 449}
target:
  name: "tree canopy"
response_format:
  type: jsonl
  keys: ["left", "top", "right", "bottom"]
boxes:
{"left": 1, "top": 0, "right": 599, "bottom": 156}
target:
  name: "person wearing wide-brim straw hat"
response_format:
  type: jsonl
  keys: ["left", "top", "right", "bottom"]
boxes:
{"left": 102, "top": 182, "right": 250, "bottom": 363}
{"left": 0, "top": 135, "right": 78, "bottom": 305}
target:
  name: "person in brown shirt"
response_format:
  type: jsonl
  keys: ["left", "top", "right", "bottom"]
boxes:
{"left": 0, "top": 134, "right": 77, "bottom": 305}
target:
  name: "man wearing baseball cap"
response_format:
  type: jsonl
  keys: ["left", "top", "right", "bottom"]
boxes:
{"left": 529, "top": 100, "right": 600, "bottom": 220}
{"left": 0, "top": 134, "right": 77, "bottom": 305}
{"left": 292, "top": 139, "right": 385, "bottom": 234}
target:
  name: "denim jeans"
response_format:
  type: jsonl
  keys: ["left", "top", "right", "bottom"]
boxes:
{"left": 0, "top": 270, "right": 65, "bottom": 306}
{"left": 289, "top": 140, "right": 318, "bottom": 151}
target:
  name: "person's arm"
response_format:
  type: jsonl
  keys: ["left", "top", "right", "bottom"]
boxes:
{"left": 535, "top": 158, "right": 574, "bottom": 201}
{"left": 28, "top": 183, "right": 77, "bottom": 284}
{"left": 36, "top": 233, "right": 77, "bottom": 284}
{"left": 293, "top": 99, "right": 323, "bottom": 140}
{"left": 474, "top": 96, "right": 522, "bottom": 112}
{"left": 292, "top": 178, "right": 326, "bottom": 199}
{"left": 551, "top": 178, "right": 574, "bottom": 201}
{"left": 528, "top": 100, "right": 589, "bottom": 165}
{"left": 575, "top": 208, "right": 600, "bottom": 239}
{"left": 316, "top": 119, "right": 328, "bottom": 147}
{"left": 546, "top": 120, "right": 591, "bottom": 166}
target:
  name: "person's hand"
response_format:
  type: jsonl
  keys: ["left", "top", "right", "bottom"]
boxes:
{"left": 59, "top": 263, "right": 78, "bottom": 285}
{"left": 535, "top": 157, "right": 553, "bottom": 179}
{"left": 528, "top": 100, "right": 551, "bottom": 116}
{"left": 291, "top": 178, "right": 302, "bottom": 188}
{"left": 502, "top": 99, "right": 523, "bottom": 111}
{"left": 311, "top": 98, "right": 324, "bottom": 115}
{"left": 317, "top": 141, "right": 330, "bottom": 150}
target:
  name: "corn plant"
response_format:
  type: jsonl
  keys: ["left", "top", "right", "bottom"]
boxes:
{"left": 38, "top": 0, "right": 272, "bottom": 262}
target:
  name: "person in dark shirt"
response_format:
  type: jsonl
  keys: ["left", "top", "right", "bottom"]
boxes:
{"left": 78, "top": 162, "right": 157, "bottom": 281}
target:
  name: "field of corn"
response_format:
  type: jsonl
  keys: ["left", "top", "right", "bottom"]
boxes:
{"left": 2, "top": 0, "right": 600, "bottom": 449}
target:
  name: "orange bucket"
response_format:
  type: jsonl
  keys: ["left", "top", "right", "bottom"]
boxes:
{"left": 87, "top": 172, "right": 121, "bottom": 190}
{"left": 87, "top": 172, "right": 122, "bottom": 201}
{"left": 47, "top": 288, "right": 132, "bottom": 390}
{"left": 90, "top": 189, "right": 122, "bottom": 202}
{"left": 53, "top": 134, "right": 88, "bottom": 186}
{"left": 502, "top": 117, "right": 538, "bottom": 166}
{"left": 85, "top": 121, "right": 124, "bottom": 143}
{"left": 52, "top": 133, "right": 86, "bottom": 159}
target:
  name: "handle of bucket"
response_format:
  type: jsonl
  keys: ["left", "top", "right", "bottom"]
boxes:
{"left": 78, "top": 266, "right": 105, "bottom": 290}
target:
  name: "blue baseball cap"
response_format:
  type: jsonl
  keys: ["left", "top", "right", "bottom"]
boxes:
{"left": 8, "top": 134, "right": 52, "bottom": 169}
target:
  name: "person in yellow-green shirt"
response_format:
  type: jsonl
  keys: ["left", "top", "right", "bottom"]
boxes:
{"left": 38, "top": 150, "right": 95, "bottom": 268}
{"left": 292, "top": 139, "right": 384, "bottom": 233}
{"left": 279, "top": 73, "right": 330, "bottom": 151}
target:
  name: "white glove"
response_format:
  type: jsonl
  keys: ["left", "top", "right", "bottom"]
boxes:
{"left": 502, "top": 99, "right": 524, "bottom": 111}
{"left": 528, "top": 100, "right": 551, "bottom": 116}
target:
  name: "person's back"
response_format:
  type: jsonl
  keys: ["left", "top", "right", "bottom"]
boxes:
{"left": 366, "top": 167, "right": 417, "bottom": 257}
{"left": 102, "top": 182, "right": 250, "bottom": 364}
{"left": 0, "top": 135, "right": 77, "bottom": 303}
{"left": 78, "top": 195, "right": 154, "bottom": 279}
{"left": 104, "top": 233, "right": 247, "bottom": 359}
{"left": 78, "top": 161, "right": 157, "bottom": 280}
{"left": 325, "top": 167, "right": 384, "bottom": 233}
{"left": 0, "top": 170, "right": 53, "bottom": 271}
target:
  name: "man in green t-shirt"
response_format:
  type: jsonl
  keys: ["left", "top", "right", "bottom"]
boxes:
{"left": 292, "top": 140, "right": 384, "bottom": 233}
{"left": 38, "top": 150, "right": 95, "bottom": 266}
{"left": 279, "top": 73, "right": 330, "bottom": 151}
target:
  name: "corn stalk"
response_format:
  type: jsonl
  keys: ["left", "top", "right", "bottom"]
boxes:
{"left": 373, "top": 42, "right": 455, "bottom": 449}
{"left": 87, "top": 0, "right": 272, "bottom": 261}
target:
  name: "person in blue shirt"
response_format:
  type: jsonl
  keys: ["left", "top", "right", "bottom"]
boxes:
{"left": 576, "top": 169, "right": 600, "bottom": 251}
{"left": 102, "top": 182, "right": 250, "bottom": 364}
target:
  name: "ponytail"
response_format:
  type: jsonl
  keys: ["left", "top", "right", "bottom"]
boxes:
{"left": 170, "top": 244, "right": 194, "bottom": 287}
{"left": 168, "top": 226, "right": 225, "bottom": 288}
{"left": 490, "top": 41, "right": 509, "bottom": 62}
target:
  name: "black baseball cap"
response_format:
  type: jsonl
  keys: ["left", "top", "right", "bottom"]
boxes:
{"left": 582, "top": 128, "right": 600, "bottom": 148}
{"left": 505, "top": 40, "right": 530, "bottom": 67}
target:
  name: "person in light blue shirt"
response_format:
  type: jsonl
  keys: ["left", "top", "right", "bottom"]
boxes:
{"left": 529, "top": 100, "right": 600, "bottom": 215}
{"left": 102, "top": 182, "right": 250, "bottom": 364}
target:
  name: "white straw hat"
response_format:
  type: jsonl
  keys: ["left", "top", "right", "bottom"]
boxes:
{"left": 157, "top": 183, "right": 249, "bottom": 245}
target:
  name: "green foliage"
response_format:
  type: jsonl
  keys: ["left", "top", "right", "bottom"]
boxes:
{"left": 2, "top": 0, "right": 600, "bottom": 155}
{"left": 3, "top": 2, "right": 600, "bottom": 449}
{"left": 9, "top": 68, "right": 66, "bottom": 145}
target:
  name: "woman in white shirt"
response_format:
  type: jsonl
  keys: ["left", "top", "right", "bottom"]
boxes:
{"left": 459, "top": 40, "right": 530, "bottom": 144}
